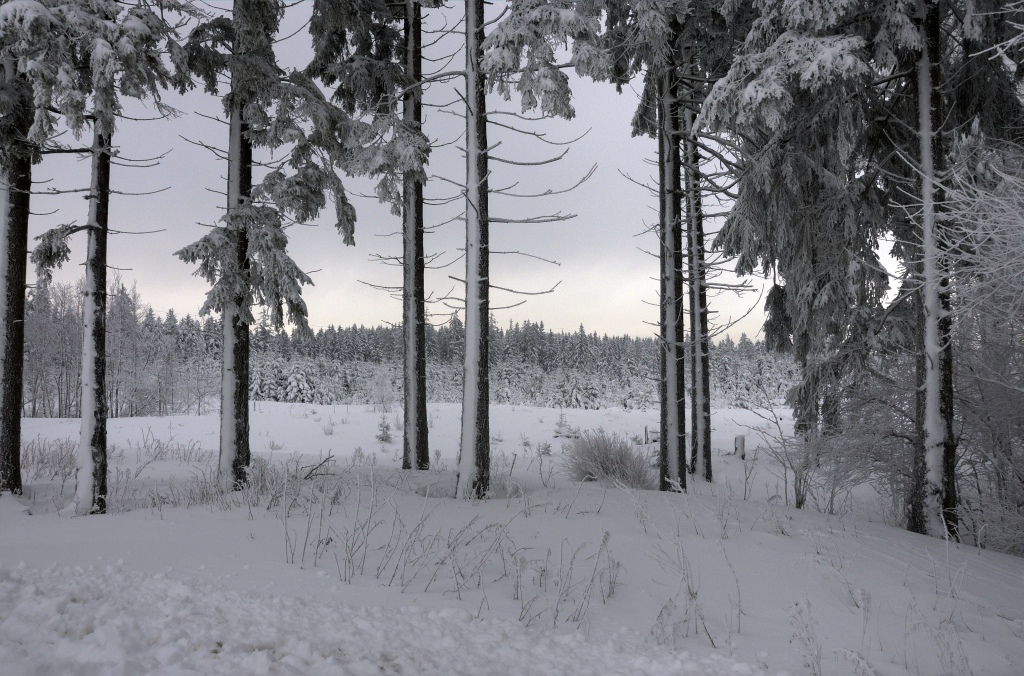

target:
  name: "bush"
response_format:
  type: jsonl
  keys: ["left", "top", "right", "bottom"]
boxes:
{"left": 565, "top": 429, "right": 655, "bottom": 489}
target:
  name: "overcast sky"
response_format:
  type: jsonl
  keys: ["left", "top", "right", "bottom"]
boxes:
{"left": 30, "top": 3, "right": 768, "bottom": 340}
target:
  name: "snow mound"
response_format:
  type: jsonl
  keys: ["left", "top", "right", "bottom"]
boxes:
{"left": 0, "top": 563, "right": 761, "bottom": 675}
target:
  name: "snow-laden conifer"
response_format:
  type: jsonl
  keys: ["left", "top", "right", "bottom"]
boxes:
{"left": 701, "top": 0, "right": 1024, "bottom": 535}
{"left": 603, "top": 2, "right": 718, "bottom": 487}
{"left": 452, "top": 0, "right": 603, "bottom": 498}
{"left": 3, "top": 0, "right": 183, "bottom": 512}
{"left": 177, "top": 0, "right": 412, "bottom": 490}
{"left": 307, "top": 0, "right": 435, "bottom": 472}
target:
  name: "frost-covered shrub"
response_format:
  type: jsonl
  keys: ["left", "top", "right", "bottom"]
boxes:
{"left": 20, "top": 436, "right": 77, "bottom": 486}
{"left": 565, "top": 429, "right": 655, "bottom": 489}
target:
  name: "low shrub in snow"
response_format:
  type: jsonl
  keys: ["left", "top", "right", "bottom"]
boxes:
{"left": 20, "top": 436, "right": 77, "bottom": 487}
{"left": 565, "top": 429, "right": 655, "bottom": 489}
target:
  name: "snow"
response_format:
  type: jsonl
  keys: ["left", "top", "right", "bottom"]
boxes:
{"left": 0, "top": 0, "right": 51, "bottom": 28}
{"left": 0, "top": 562, "right": 756, "bottom": 675}
{"left": 4, "top": 402, "right": 1024, "bottom": 675}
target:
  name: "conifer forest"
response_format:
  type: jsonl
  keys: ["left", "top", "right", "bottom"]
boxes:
{"left": 1, "top": 2, "right": 1023, "bottom": 674}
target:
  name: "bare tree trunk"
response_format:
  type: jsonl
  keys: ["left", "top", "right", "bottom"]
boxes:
{"left": 64, "top": 128, "right": 111, "bottom": 515}
{"left": 658, "top": 69, "right": 685, "bottom": 491}
{"left": 403, "top": 0, "right": 428, "bottom": 471}
{"left": 917, "top": 0, "right": 957, "bottom": 537}
{"left": 456, "top": 0, "right": 489, "bottom": 498}
{"left": 220, "top": 96, "right": 253, "bottom": 491}
{"left": 908, "top": 287, "right": 928, "bottom": 534}
{"left": 0, "top": 149, "right": 31, "bottom": 494}
{"left": 682, "top": 84, "right": 711, "bottom": 483}
{"left": 0, "top": 64, "right": 32, "bottom": 495}
{"left": 658, "top": 89, "right": 669, "bottom": 490}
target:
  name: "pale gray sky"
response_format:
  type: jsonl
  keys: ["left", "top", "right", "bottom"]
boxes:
{"left": 29, "top": 3, "right": 767, "bottom": 341}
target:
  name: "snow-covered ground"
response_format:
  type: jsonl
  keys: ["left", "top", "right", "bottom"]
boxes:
{"left": 2, "top": 402, "right": 1023, "bottom": 675}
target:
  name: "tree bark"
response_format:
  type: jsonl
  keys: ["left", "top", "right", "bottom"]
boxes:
{"left": 682, "top": 78, "right": 711, "bottom": 483}
{"left": 917, "top": 0, "right": 957, "bottom": 537}
{"left": 64, "top": 128, "right": 111, "bottom": 515}
{"left": 403, "top": 0, "right": 428, "bottom": 471}
{"left": 456, "top": 0, "right": 490, "bottom": 498}
{"left": 0, "top": 75, "right": 32, "bottom": 495}
{"left": 658, "top": 69, "right": 685, "bottom": 491}
{"left": 220, "top": 95, "right": 253, "bottom": 491}
{"left": 907, "top": 286, "right": 928, "bottom": 534}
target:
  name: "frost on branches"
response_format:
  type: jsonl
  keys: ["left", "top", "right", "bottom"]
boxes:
{"left": 175, "top": 0, "right": 412, "bottom": 490}
{"left": 0, "top": 0, "right": 182, "bottom": 513}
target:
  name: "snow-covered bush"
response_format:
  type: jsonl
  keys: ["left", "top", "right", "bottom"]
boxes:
{"left": 565, "top": 429, "right": 655, "bottom": 489}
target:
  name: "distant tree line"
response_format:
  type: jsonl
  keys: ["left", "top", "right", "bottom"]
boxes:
{"left": 20, "top": 279, "right": 796, "bottom": 416}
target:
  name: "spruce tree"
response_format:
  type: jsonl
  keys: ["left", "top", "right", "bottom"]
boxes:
{"left": 454, "top": 0, "right": 605, "bottom": 497}
{"left": 702, "top": 0, "right": 1024, "bottom": 533}
{"left": 8, "top": 0, "right": 182, "bottom": 512}
{"left": 307, "top": 0, "right": 434, "bottom": 472}
{"left": 177, "top": 0, "right": 385, "bottom": 490}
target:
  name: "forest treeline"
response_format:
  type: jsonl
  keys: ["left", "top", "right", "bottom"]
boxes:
{"left": 21, "top": 279, "right": 796, "bottom": 417}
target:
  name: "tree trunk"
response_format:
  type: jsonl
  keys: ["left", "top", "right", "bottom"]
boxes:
{"left": 917, "top": 0, "right": 954, "bottom": 536}
{"left": 658, "top": 69, "right": 685, "bottom": 491}
{"left": 0, "top": 66, "right": 32, "bottom": 495}
{"left": 456, "top": 0, "right": 489, "bottom": 498}
{"left": 0, "top": 147, "right": 31, "bottom": 495}
{"left": 682, "top": 85, "right": 711, "bottom": 483}
{"left": 907, "top": 287, "right": 928, "bottom": 534}
{"left": 64, "top": 128, "right": 111, "bottom": 515}
{"left": 917, "top": 0, "right": 956, "bottom": 537}
{"left": 658, "top": 86, "right": 668, "bottom": 490}
{"left": 403, "top": 0, "right": 428, "bottom": 471}
{"left": 220, "top": 96, "right": 253, "bottom": 491}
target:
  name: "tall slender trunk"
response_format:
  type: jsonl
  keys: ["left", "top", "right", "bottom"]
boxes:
{"left": 403, "top": 0, "right": 428, "bottom": 471}
{"left": 65, "top": 127, "right": 111, "bottom": 515}
{"left": 908, "top": 285, "right": 928, "bottom": 533}
{"left": 0, "top": 153, "right": 31, "bottom": 493}
{"left": 658, "top": 69, "right": 685, "bottom": 491}
{"left": 658, "top": 91, "right": 668, "bottom": 490}
{"left": 0, "top": 64, "right": 32, "bottom": 495}
{"left": 917, "top": 0, "right": 956, "bottom": 537}
{"left": 456, "top": 0, "right": 489, "bottom": 498}
{"left": 0, "top": 151, "right": 31, "bottom": 494}
{"left": 682, "top": 76, "right": 711, "bottom": 483}
{"left": 220, "top": 96, "right": 253, "bottom": 491}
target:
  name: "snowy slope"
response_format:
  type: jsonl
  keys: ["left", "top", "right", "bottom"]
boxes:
{"left": 2, "top": 402, "right": 1023, "bottom": 675}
